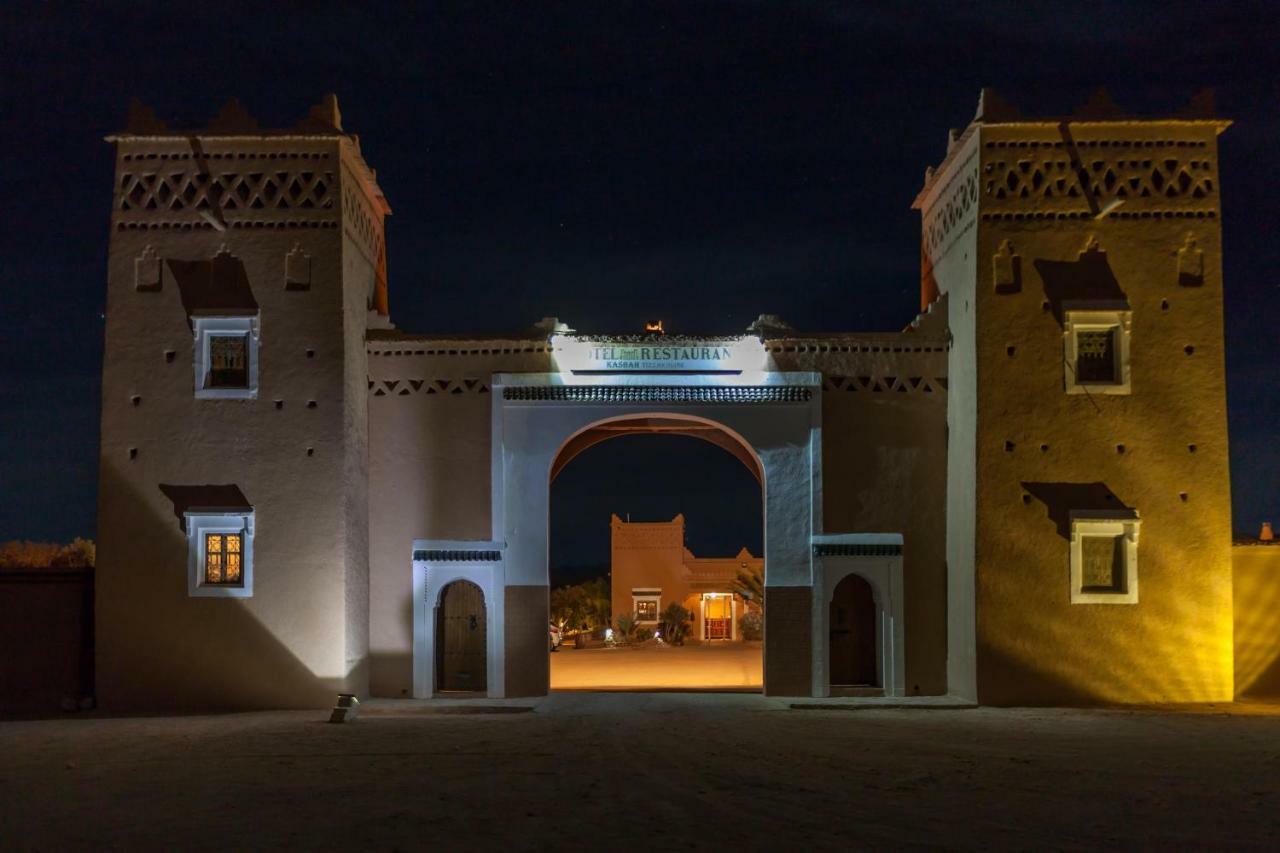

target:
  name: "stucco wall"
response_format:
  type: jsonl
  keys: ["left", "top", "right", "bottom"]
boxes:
{"left": 366, "top": 339, "right": 552, "bottom": 696}
{"left": 769, "top": 337, "right": 950, "bottom": 695}
{"left": 914, "top": 127, "right": 982, "bottom": 700}
{"left": 609, "top": 514, "right": 691, "bottom": 626}
{"left": 0, "top": 570, "right": 94, "bottom": 713}
{"left": 967, "top": 120, "right": 1234, "bottom": 704}
{"left": 96, "top": 134, "right": 379, "bottom": 710}
{"left": 1233, "top": 544, "right": 1280, "bottom": 699}
{"left": 370, "top": 338, "right": 952, "bottom": 697}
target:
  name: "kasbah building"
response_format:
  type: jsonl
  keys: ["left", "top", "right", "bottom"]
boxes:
{"left": 95, "top": 90, "right": 1280, "bottom": 711}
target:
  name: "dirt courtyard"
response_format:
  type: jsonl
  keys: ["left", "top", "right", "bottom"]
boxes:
{"left": 2, "top": 695, "right": 1278, "bottom": 851}
{"left": 550, "top": 641, "right": 763, "bottom": 689}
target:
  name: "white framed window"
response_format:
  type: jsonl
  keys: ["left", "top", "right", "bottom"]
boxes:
{"left": 1069, "top": 511, "right": 1140, "bottom": 604}
{"left": 632, "top": 589, "right": 661, "bottom": 622}
{"left": 1063, "top": 308, "right": 1131, "bottom": 395}
{"left": 193, "top": 316, "right": 259, "bottom": 399}
{"left": 184, "top": 510, "right": 255, "bottom": 597}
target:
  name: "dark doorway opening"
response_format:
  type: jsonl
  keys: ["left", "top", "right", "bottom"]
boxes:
{"left": 436, "top": 579, "right": 487, "bottom": 692}
{"left": 829, "top": 574, "right": 877, "bottom": 687}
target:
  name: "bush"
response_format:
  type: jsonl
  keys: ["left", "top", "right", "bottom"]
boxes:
{"left": 614, "top": 612, "right": 637, "bottom": 643}
{"left": 550, "top": 577, "right": 611, "bottom": 633}
{"left": 659, "top": 602, "right": 692, "bottom": 645}
{"left": 738, "top": 610, "right": 763, "bottom": 641}
{"left": 634, "top": 625, "right": 653, "bottom": 642}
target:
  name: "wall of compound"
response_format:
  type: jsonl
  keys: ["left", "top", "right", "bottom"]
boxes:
{"left": 769, "top": 338, "right": 949, "bottom": 695}
{"left": 1233, "top": 544, "right": 1280, "bottom": 699}
{"left": 366, "top": 340, "right": 553, "bottom": 697}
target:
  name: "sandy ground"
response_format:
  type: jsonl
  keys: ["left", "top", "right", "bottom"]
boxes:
{"left": 2, "top": 695, "right": 1279, "bottom": 851}
{"left": 550, "top": 642, "right": 763, "bottom": 689}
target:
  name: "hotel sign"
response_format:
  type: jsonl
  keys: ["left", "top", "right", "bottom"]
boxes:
{"left": 587, "top": 344, "right": 735, "bottom": 371}
{"left": 553, "top": 336, "right": 765, "bottom": 373}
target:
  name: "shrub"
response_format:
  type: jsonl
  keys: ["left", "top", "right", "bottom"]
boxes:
{"left": 738, "top": 610, "right": 763, "bottom": 641}
{"left": 550, "top": 576, "right": 611, "bottom": 633}
{"left": 614, "top": 612, "right": 637, "bottom": 643}
{"left": 659, "top": 602, "right": 693, "bottom": 645}
{"left": 634, "top": 625, "right": 653, "bottom": 642}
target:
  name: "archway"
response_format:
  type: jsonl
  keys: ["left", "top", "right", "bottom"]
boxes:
{"left": 546, "top": 418, "right": 764, "bottom": 690}
{"left": 493, "top": 373, "right": 822, "bottom": 698}
{"left": 436, "top": 580, "right": 487, "bottom": 692}
{"left": 829, "top": 573, "right": 878, "bottom": 687}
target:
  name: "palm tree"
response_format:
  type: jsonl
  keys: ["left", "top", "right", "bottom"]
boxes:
{"left": 731, "top": 564, "right": 763, "bottom": 610}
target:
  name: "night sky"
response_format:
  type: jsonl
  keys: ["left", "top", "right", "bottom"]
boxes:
{"left": 1, "top": 2, "right": 1276, "bottom": 557}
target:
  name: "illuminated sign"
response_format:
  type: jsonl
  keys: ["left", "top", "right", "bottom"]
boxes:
{"left": 552, "top": 336, "right": 766, "bottom": 373}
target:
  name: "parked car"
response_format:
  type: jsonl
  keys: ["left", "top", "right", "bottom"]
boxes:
{"left": 549, "top": 623, "right": 563, "bottom": 652}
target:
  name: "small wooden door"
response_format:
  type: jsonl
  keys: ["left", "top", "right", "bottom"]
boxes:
{"left": 829, "top": 574, "right": 878, "bottom": 687}
{"left": 436, "top": 580, "right": 487, "bottom": 692}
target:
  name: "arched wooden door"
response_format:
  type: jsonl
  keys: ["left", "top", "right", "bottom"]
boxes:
{"left": 829, "top": 574, "right": 878, "bottom": 687}
{"left": 436, "top": 580, "right": 487, "bottom": 692}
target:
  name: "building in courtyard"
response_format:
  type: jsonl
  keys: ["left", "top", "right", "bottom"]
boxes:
{"left": 95, "top": 90, "right": 1248, "bottom": 709}
{"left": 609, "top": 513, "right": 763, "bottom": 642}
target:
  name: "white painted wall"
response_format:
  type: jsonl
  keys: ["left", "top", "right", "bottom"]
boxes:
{"left": 917, "top": 130, "right": 981, "bottom": 701}
{"left": 410, "top": 540, "right": 505, "bottom": 698}
{"left": 813, "top": 533, "right": 906, "bottom": 697}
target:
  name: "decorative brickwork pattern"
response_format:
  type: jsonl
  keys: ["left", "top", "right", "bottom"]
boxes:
{"left": 369, "top": 378, "right": 490, "bottom": 397}
{"left": 117, "top": 169, "right": 335, "bottom": 213}
{"left": 612, "top": 524, "right": 684, "bottom": 549}
{"left": 502, "top": 386, "right": 813, "bottom": 404}
{"left": 814, "top": 543, "right": 902, "bottom": 557}
{"left": 412, "top": 549, "right": 502, "bottom": 562}
{"left": 922, "top": 150, "right": 979, "bottom": 263}
{"left": 983, "top": 142, "right": 1217, "bottom": 216}
{"left": 340, "top": 166, "right": 384, "bottom": 265}
{"left": 822, "top": 376, "right": 948, "bottom": 394}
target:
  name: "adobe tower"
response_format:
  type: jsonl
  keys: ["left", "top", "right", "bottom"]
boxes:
{"left": 96, "top": 96, "right": 389, "bottom": 709}
{"left": 915, "top": 89, "right": 1233, "bottom": 703}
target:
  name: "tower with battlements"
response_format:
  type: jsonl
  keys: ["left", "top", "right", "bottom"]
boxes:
{"left": 96, "top": 96, "right": 389, "bottom": 709}
{"left": 915, "top": 89, "right": 1233, "bottom": 703}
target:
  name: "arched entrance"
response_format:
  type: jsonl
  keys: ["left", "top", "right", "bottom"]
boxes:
{"left": 436, "top": 580, "right": 487, "bottom": 692}
{"left": 829, "top": 574, "right": 878, "bottom": 687}
{"left": 547, "top": 424, "right": 764, "bottom": 690}
{"left": 494, "top": 374, "right": 822, "bottom": 698}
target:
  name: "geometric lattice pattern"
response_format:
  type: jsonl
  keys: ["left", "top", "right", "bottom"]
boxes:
{"left": 823, "top": 376, "right": 948, "bottom": 394}
{"left": 923, "top": 152, "right": 979, "bottom": 259}
{"left": 341, "top": 170, "right": 384, "bottom": 264}
{"left": 984, "top": 149, "right": 1216, "bottom": 211}
{"left": 118, "top": 170, "right": 334, "bottom": 212}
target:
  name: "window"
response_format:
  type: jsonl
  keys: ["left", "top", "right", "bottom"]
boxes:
{"left": 1063, "top": 309, "right": 1131, "bottom": 395}
{"left": 1075, "top": 329, "right": 1117, "bottom": 383}
{"left": 204, "top": 532, "right": 243, "bottom": 584}
{"left": 185, "top": 510, "right": 255, "bottom": 597}
{"left": 632, "top": 590, "right": 661, "bottom": 622}
{"left": 208, "top": 335, "right": 249, "bottom": 388}
{"left": 193, "top": 316, "right": 259, "bottom": 399}
{"left": 1069, "top": 512, "right": 1140, "bottom": 604}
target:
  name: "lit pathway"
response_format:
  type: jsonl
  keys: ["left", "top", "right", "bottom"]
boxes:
{"left": 550, "top": 641, "right": 763, "bottom": 690}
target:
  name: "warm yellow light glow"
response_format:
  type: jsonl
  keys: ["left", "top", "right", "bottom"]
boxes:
{"left": 1234, "top": 555, "right": 1280, "bottom": 697}
{"left": 549, "top": 644, "right": 762, "bottom": 690}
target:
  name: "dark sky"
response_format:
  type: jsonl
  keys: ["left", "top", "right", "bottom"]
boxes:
{"left": 1, "top": 1, "right": 1276, "bottom": 547}
{"left": 550, "top": 434, "right": 762, "bottom": 585}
